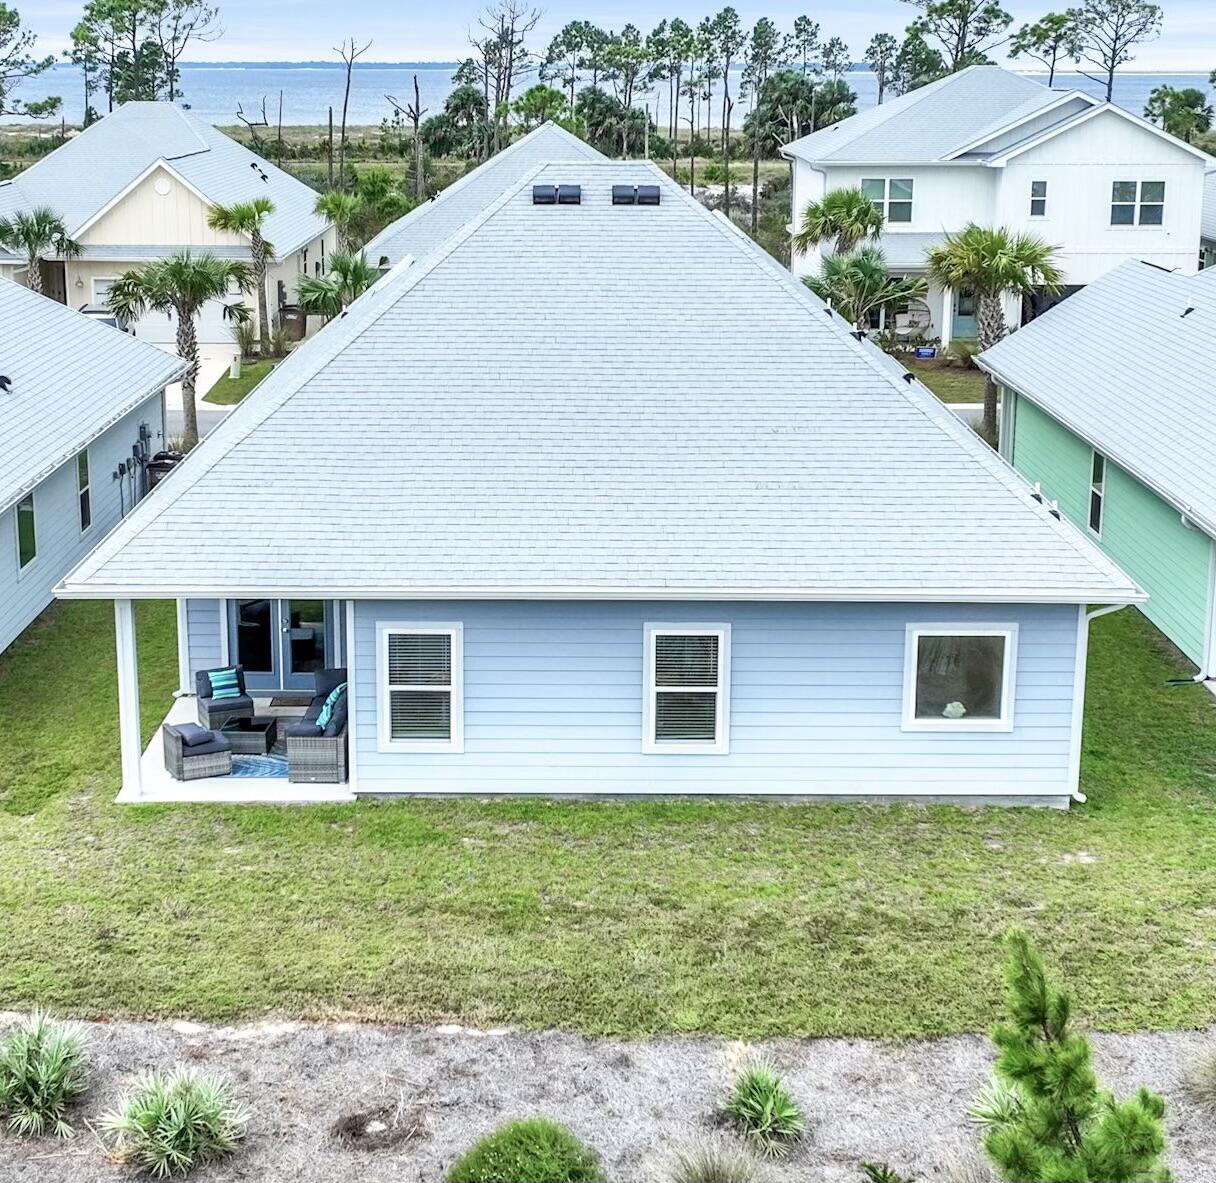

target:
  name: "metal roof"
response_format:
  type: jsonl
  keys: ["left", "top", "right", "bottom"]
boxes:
{"left": 0, "top": 283, "right": 187, "bottom": 514}
{"left": 979, "top": 259, "right": 1216, "bottom": 537}
{"left": 59, "top": 161, "right": 1138, "bottom": 605}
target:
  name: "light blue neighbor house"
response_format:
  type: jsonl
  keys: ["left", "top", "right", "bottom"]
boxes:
{"left": 1, "top": 282, "right": 185, "bottom": 654}
{"left": 59, "top": 154, "right": 1141, "bottom": 808}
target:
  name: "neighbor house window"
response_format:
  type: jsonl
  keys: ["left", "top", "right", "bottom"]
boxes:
{"left": 1111, "top": 180, "right": 1164, "bottom": 225}
{"left": 15, "top": 493, "right": 35, "bottom": 570}
{"left": 861, "top": 177, "right": 913, "bottom": 223}
{"left": 1030, "top": 180, "right": 1047, "bottom": 217}
{"left": 77, "top": 450, "right": 92, "bottom": 532}
{"left": 1088, "top": 452, "right": 1106, "bottom": 536}
{"left": 644, "top": 624, "right": 730, "bottom": 754}
{"left": 902, "top": 625, "right": 1017, "bottom": 731}
{"left": 377, "top": 623, "right": 463, "bottom": 751}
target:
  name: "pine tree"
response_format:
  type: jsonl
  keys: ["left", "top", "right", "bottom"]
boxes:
{"left": 976, "top": 930, "right": 1172, "bottom": 1183}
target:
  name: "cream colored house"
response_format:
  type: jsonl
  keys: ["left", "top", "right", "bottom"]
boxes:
{"left": 0, "top": 102, "right": 333, "bottom": 365}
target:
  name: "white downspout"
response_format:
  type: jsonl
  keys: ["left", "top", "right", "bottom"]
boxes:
{"left": 1067, "top": 602, "right": 1128, "bottom": 804}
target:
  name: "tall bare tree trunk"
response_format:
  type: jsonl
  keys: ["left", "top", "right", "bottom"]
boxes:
{"left": 978, "top": 292, "right": 1006, "bottom": 442}
{"left": 252, "top": 230, "right": 271, "bottom": 357}
{"left": 176, "top": 305, "right": 200, "bottom": 449}
{"left": 25, "top": 253, "right": 43, "bottom": 295}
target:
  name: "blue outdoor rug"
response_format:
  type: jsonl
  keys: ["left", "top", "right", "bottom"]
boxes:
{"left": 230, "top": 753, "right": 289, "bottom": 779}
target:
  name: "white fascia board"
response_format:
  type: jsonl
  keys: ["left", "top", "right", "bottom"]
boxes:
{"left": 54, "top": 582, "right": 1146, "bottom": 605}
{"left": 943, "top": 91, "right": 1098, "bottom": 160}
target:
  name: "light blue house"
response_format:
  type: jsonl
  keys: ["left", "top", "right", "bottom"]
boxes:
{"left": 59, "top": 158, "right": 1140, "bottom": 807}
{"left": 0, "top": 283, "right": 185, "bottom": 654}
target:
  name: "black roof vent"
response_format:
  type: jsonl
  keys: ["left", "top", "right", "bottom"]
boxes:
{"left": 636, "top": 184, "right": 661, "bottom": 206}
{"left": 612, "top": 184, "right": 637, "bottom": 205}
{"left": 557, "top": 184, "right": 582, "bottom": 205}
{"left": 532, "top": 185, "right": 558, "bottom": 205}
{"left": 0, "top": 375, "right": 10, "bottom": 392}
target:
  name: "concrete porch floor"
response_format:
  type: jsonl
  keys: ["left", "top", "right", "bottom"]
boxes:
{"left": 122, "top": 695, "right": 355, "bottom": 805}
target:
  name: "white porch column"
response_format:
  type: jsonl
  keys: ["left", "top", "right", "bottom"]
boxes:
{"left": 174, "top": 599, "right": 191, "bottom": 695}
{"left": 115, "top": 599, "right": 143, "bottom": 798}
{"left": 939, "top": 286, "right": 953, "bottom": 350}
{"left": 344, "top": 599, "right": 359, "bottom": 792}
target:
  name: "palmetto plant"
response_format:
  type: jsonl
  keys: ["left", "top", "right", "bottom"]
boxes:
{"left": 206, "top": 197, "right": 275, "bottom": 356}
{"left": 926, "top": 224, "right": 1062, "bottom": 442}
{"left": 297, "top": 250, "right": 379, "bottom": 321}
{"left": 314, "top": 189, "right": 363, "bottom": 254}
{"left": 723, "top": 1061, "right": 806, "bottom": 1157}
{"left": 793, "top": 187, "right": 884, "bottom": 257}
{"left": 0, "top": 1013, "right": 87, "bottom": 1138}
{"left": 0, "top": 206, "right": 82, "bottom": 296}
{"left": 102, "top": 1067, "right": 247, "bottom": 1178}
{"left": 107, "top": 252, "right": 252, "bottom": 449}
{"left": 804, "top": 247, "right": 928, "bottom": 332}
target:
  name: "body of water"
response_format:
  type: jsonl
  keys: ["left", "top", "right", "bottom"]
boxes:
{"left": 18, "top": 60, "right": 1216, "bottom": 133}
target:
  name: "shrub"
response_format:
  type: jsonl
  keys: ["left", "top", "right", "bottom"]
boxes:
{"left": 102, "top": 1067, "right": 247, "bottom": 1177}
{"left": 669, "top": 1136, "right": 756, "bottom": 1183}
{"left": 229, "top": 316, "right": 257, "bottom": 359}
{"left": 861, "top": 1164, "right": 914, "bottom": 1182}
{"left": 977, "top": 930, "right": 1170, "bottom": 1183}
{"left": 1182, "top": 1046, "right": 1216, "bottom": 1110}
{"left": 0, "top": 1013, "right": 87, "bottom": 1138}
{"left": 722, "top": 1061, "right": 805, "bottom": 1157}
{"left": 446, "top": 1117, "right": 602, "bottom": 1183}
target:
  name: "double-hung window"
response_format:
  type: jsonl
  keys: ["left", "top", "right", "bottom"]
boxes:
{"left": 15, "top": 493, "right": 35, "bottom": 570}
{"left": 643, "top": 624, "right": 730, "bottom": 754}
{"left": 1088, "top": 452, "right": 1106, "bottom": 536}
{"left": 902, "top": 624, "right": 1017, "bottom": 732}
{"left": 77, "top": 450, "right": 92, "bottom": 532}
{"left": 1111, "top": 180, "right": 1164, "bottom": 225}
{"left": 861, "top": 177, "right": 913, "bottom": 223}
{"left": 1030, "top": 180, "right": 1047, "bottom": 217}
{"left": 377, "top": 623, "right": 463, "bottom": 751}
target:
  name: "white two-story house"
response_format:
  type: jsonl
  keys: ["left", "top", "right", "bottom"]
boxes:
{"left": 782, "top": 65, "right": 1214, "bottom": 343}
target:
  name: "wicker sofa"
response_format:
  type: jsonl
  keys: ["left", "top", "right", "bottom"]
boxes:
{"left": 285, "top": 667, "right": 348, "bottom": 784}
{"left": 164, "top": 723, "right": 233, "bottom": 781}
{"left": 195, "top": 666, "right": 255, "bottom": 730}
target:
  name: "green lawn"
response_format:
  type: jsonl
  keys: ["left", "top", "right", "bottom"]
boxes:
{"left": 204, "top": 359, "right": 274, "bottom": 405}
{"left": 1, "top": 601, "right": 1214, "bottom": 1037}
{"left": 912, "top": 363, "right": 987, "bottom": 404}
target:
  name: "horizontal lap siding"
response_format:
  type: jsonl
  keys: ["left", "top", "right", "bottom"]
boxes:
{"left": 1010, "top": 392, "right": 1212, "bottom": 669}
{"left": 184, "top": 600, "right": 224, "bottom": 678}
{"left": 0, "top": 393, "right": 164, "bottom": 654}
{"left": 352, "top": 600, "right": 1078, "bottom": 797}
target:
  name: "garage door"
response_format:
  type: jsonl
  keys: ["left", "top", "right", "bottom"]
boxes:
{"left": 92, "top": 278, "right": 244, "bottom": 345}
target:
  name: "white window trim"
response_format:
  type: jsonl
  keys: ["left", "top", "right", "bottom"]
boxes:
{"left": 1029, "top": 180, "right": 1047, "bottom": 218}
{"left": 77, "top": 449, "right": 92, "bottom": 535}
{"left": 643, "top": 623, "right": 731, "bottom": 755}
{"left": 862, "top": 177, "right": 914, "bottom": 224}
{"left": 1088, "top": 450, "right": 1105, "bottom": 539}
{"left": 14, "top": 491, "right": 36, "bottom": 576}
{"left": 901, "top": 624, "right": 1018, "bottom": 733}
{"left": 376, "top": 621, "right": 464, "bottom": 753}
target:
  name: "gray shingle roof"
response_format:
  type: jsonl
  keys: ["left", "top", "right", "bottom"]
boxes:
{"left": 59, "top": 161, "right": 1138, "bottom": 604}
{"left": 0, "top": 102, "right": 327, "bottom": 256}
{"left": 365, "top": 122, "right": 605, "bottom": 265}
{"left": 782, "top": 66, "right": 1067, "bottom": 164}
{"left": 0, "top": 284, "right": 187, "bottom": 513}
{"left": 979, "top": 259, "right": 1216, "bottom": 537}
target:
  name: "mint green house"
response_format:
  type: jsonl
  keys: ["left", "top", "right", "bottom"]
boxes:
{"left": 981, "top": 260, "right": 1216, "bottom": 679}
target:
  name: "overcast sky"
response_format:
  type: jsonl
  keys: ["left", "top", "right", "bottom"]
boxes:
{"left": 30, "top": 0, "right": 1216, "bottom": 72}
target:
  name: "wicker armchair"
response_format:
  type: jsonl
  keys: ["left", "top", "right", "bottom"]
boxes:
{"left": 195, "top": 666, "right": 255, "bottom": 730}
{"left": 286, "top": 729, "right": 348, "bottom": 784}
{"left": 163, "top": 724, "right": 232, "bottom": 781}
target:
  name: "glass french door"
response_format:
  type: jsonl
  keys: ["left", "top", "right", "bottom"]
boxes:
{"left": 230, "top": 599, "right": 333, "bottom": 691}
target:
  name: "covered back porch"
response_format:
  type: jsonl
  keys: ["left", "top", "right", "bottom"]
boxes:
{"left": 115, "top": 597, "right": 357, "bottom": 803}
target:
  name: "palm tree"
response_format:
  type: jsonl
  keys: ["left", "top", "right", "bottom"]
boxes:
{"left": 314, "top": 190, "right": 363, "bottom": 254}
{"left": 926, "top": 224, "right": 1063, "bottom": 442}
{"left": 0, "top": 206, "right": 82, "bottom": 297}
{"left": 793, "top": 187, "right": 884, "bottom": 258}
{"left": 107, "top": 252, "right": 252, "bottom": 449}
{"left": 804, "top": 247, "right": 928, "bottom": 332}
{"left": 206, "top": 198, "right": 276, "bottom": 357}
{"left": 297, "top": 251, "right": 379, "bottom": 321}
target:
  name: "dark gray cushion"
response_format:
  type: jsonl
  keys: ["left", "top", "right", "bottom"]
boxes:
{"left": 323, "top": 696, "right": 348, "bottom": 737}
{"left": 302, "top": 697, "right": 324, "bottom": 723}
{"left": 201, "top": 694, "right": 254, "bottom": 715}
{"left": 314, "top": 667, "right": 348, "bottom": 700}
{"left": 175, "top": 722, "right": 215, "bottom": 748}
{"left": 182, "top": 736, "right": 232, "bottom": 757}
{"left": 287, "top": 721, "right": 324, "bottom": 738}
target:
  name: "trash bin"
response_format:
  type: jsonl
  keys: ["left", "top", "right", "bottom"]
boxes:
{"left": 279, "top": 305, "right": 306, "bottom": 341}
{"left": 147, "top": 450, "right": 184, "bottom": 489}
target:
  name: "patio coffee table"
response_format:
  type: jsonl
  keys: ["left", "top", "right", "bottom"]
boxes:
{"left": 220, "top": 715, "right": 278, "bottom": 755}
